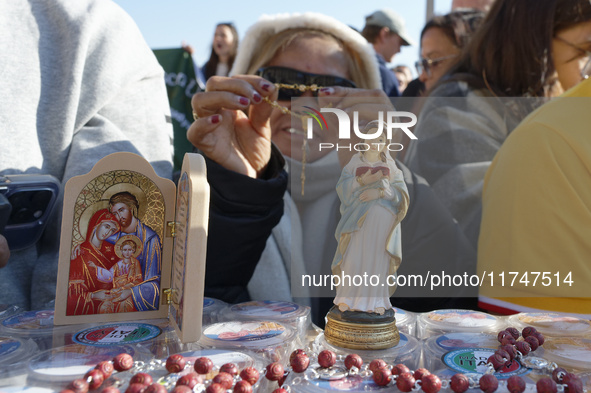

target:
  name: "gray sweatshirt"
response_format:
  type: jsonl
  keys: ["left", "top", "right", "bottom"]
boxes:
{"left": 0, "top": 0, "right": 173, "bottom": 310}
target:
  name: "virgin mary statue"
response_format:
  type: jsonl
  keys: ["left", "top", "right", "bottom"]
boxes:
{"left": 331, "top": 131, "right": 409, "bottom": 315}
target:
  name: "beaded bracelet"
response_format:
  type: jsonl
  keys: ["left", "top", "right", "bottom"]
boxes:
{"left": 59, "top": 326, "right": 584, "bottom": 393}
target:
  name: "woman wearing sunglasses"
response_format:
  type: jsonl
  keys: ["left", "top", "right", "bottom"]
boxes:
{"left": 189, "top": 13, "right": 476, "bottom": 324}
{"left": 406, "top": 0, "right": 591, "bottom": 249}
{"left": 416, "top": 10, "right": 485, "bottom": 93}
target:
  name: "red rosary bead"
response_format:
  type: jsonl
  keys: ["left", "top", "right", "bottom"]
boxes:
{"left": 176, "top": 372, "right": 199, "bottom": 389}
{"left": 551, "top": 367, "right": 567, "bottom": 383}
{"left": 488, "top": 353, "right": 507, "bottom": 371}
{"left": 68, "top": 379, "right": 90, "bottom": 393}
{"left": 479, "top": 374, "right": 498, "bottom": 393}
{"left": 129, "top": 372, "right": 153, "bottom": 386}
{"left": 372, "top": 366, "right": 392, "bottom": 387}
{"left": 95, "top": 361, "right": 114, "bottom": 379}
{"left": 205, "top": 384, "right": 225, "bottom": 393}
{"left": 220, "top": 362, "right": 239, "bottom": 376}
{"left": 495, "top": 348, "right": 511, "bottom": 361}
{"left": 421, "top": 374, "right": 442, "bottom": 393}
{"left": 413, "top": 368, "right": 430, "bottom": 381}
{"left": 144, "top": 383, "right": 167, "bottom": 393}
{"left": 392, "top": 363, "right": 410, "bottom": 375}
{"left": 271, "top": 389, "right": 288, "bottom": 393}
{"left": 124, "top": 383, "right": 146, "bottom": 393}
{"left": 532, "top": 332, "right": 545, "bottom": 346}
{"left": 505, "top": 327, "right": 520, "bottom": 340}
{"left": 233, "top": 380, "right": 253, "bottom": 393}
{"left": 113, "top": 353, "right": 134, "bottom": 372}
{"left": 500, "top": 344, "right": 517, "bottom": 360}
{"left": 240, "top": 367, "right": 260, "bottom": 385}
{"left": 396, "top": 371, "right": 415, "bottom": 392}
{"left": 368, "top": 359, "right": 388, "bottom": 373}
{"left": 265, "top": 362, "right": 285, "bottom": 381}
{"left": 317, "top": 350, "right": 337, "bottom": 368}
{"left": 171, "top": 386, "right": 193, "bottom": 393}
{"left": 84, "top": 369, "right": 105, "bottom": 390}
{"left": 289, "top": 349, "right": 307, "bottom": 362}
{"left": 524, "top": 336, "right": 540, "bottom": 351}
{"left": 497, "top": 330, "right": 512, "bottom": 343}
{"left": 194, "top": 357, "right": 214, "bottom": 375}
{"left": 290, "top": 352, "right": 310, "bottom": 373}
{"left": 515, "top": 341, "right": 531, "bottom": 356}
{"left": 213, "top": 371, "right": 234, "bottom": 389}
{"left": 506, "top": 375, "right": 526, "bottom": 393}
{"left": 165, "top": 354, "right": 186, "bottom": 373}
{"left": 100, "top": 387, "right": 120, "bottom": 393}
{"left": 562, "top": 373, "right": 584, "bottom": 393}
{"left": 536, "top": 377, "right": 557, "bottom": 393}
{"left": 450, "top": 373, "right": 469, "bottom": 393}
{"left": 500, "top": 335, "right": 517, "bottom": 346}
{"left": 344, "top": 354, "right": 363, "bottom": 370}
{"left": 522, "top": 326, "right": 537, "bottom": 338}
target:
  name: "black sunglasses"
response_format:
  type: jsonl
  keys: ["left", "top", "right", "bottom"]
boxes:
{"left": 256, "top": 66, "right": 357, "bottom": 100}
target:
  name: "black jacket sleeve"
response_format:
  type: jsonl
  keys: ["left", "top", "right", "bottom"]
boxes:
{"left": 203, "top": 146, "right": 287, "bottom": 303}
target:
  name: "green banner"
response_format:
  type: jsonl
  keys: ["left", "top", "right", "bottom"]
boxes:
{"left": 153, "top": 48, "right": 201, "bottom": 172}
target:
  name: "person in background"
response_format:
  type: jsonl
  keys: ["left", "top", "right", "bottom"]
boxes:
{"left": 397, "top": 10, "right": 484, "bottom": 161}
{"left": 189, "top": 12, "right": 476, "bottom": 325}
{"left": 202, "top": 23, "right": 239, "bottom": 81}
{"left": 478, "top": 48, "right": 591, "bottom": 315}
{"left": 406, "top": 0, "right": 591, "bottom": 249}
{"left": 362, "top": 9, "right": 416, "bottom": 97}
{"left": 0, "top": 0, "right": 173, "bottom": 310}
{"left": 391, "top": 65, "right": 413, "bottom": 93}
{"left": 416, "top": 9, "right": 485, "bottom": 92}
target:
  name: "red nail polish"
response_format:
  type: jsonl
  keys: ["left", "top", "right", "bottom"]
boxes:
{"left": 211, "top": 115, "right": 221, "bottom": 124}
{"left": 253, "top": 92, "right": 262, "bottom": 103}
{"left": 239, "top": 96, "right": 250, "bottom": 106}
{"left": 320, "top": 87, "right": 334, "bottom": 95}
{"left": 261, "top": 83, "right": 272, "bottom": 92}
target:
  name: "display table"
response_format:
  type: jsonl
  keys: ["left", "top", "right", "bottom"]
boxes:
{"left": 0, "top": 303, "right": 590, "bottom": 392}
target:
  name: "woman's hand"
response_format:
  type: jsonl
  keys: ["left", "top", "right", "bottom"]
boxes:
{"left": 359, "top": 188, "right": 380, "bottom": 202}
{"left": 188, "top": 75, "right": 277, "bottom": 178}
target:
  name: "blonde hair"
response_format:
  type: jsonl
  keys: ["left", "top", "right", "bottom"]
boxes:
{"left": 245, "top": 29, "right": 373, "bottom": 89}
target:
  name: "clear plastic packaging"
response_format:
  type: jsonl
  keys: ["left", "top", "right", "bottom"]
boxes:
{"left": 423, "top": 332, "right": 499, "bottom": 371}
{"left": 0, "top": 336, "right": 39, "bottom": 387}
{"left": 394, "top": 307, "right": 416, "bottom": 337}
{"left": 508, "top": 312, "right": 591, "bottom": 337}
{"left": 222, "top": 300, "right": 311, "bottom": 346}
{"left": 417, "top": 309, "right": 501, "bottom": 339}
{"left": 199, "top": 320, "right": 296, "bottom": 363}
{"left": 0, "top": 310, "right": 82, "bottom": 351}
{"left": 538, "top": 336, "right": 591, "bottom": 372}
{"left": 203, "top": 297, "right": 227, "bottom": 326}
{"left": 27, "top": 343, "right": 148, "bottom": 385}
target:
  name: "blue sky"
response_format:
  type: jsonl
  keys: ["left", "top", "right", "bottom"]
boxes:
{"left": 114, "top": 1, "right": 453, "bottom": 77}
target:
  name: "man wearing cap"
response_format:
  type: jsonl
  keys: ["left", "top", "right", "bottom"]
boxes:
{"left": 362, "top": 9, "right": 415, "bottom": 97}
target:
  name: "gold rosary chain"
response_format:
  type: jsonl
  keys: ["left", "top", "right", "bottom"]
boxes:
{"left": 261, "top": 82, "right": 327, "bottom": 117}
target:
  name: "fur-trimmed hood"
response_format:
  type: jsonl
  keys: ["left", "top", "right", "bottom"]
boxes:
{"left": 230, "top": 12, "right": 382, "bottom": 90}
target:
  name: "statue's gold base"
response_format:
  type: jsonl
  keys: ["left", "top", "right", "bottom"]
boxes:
{"left": 324, "top": 307, "right": 400, "bottom": 350}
